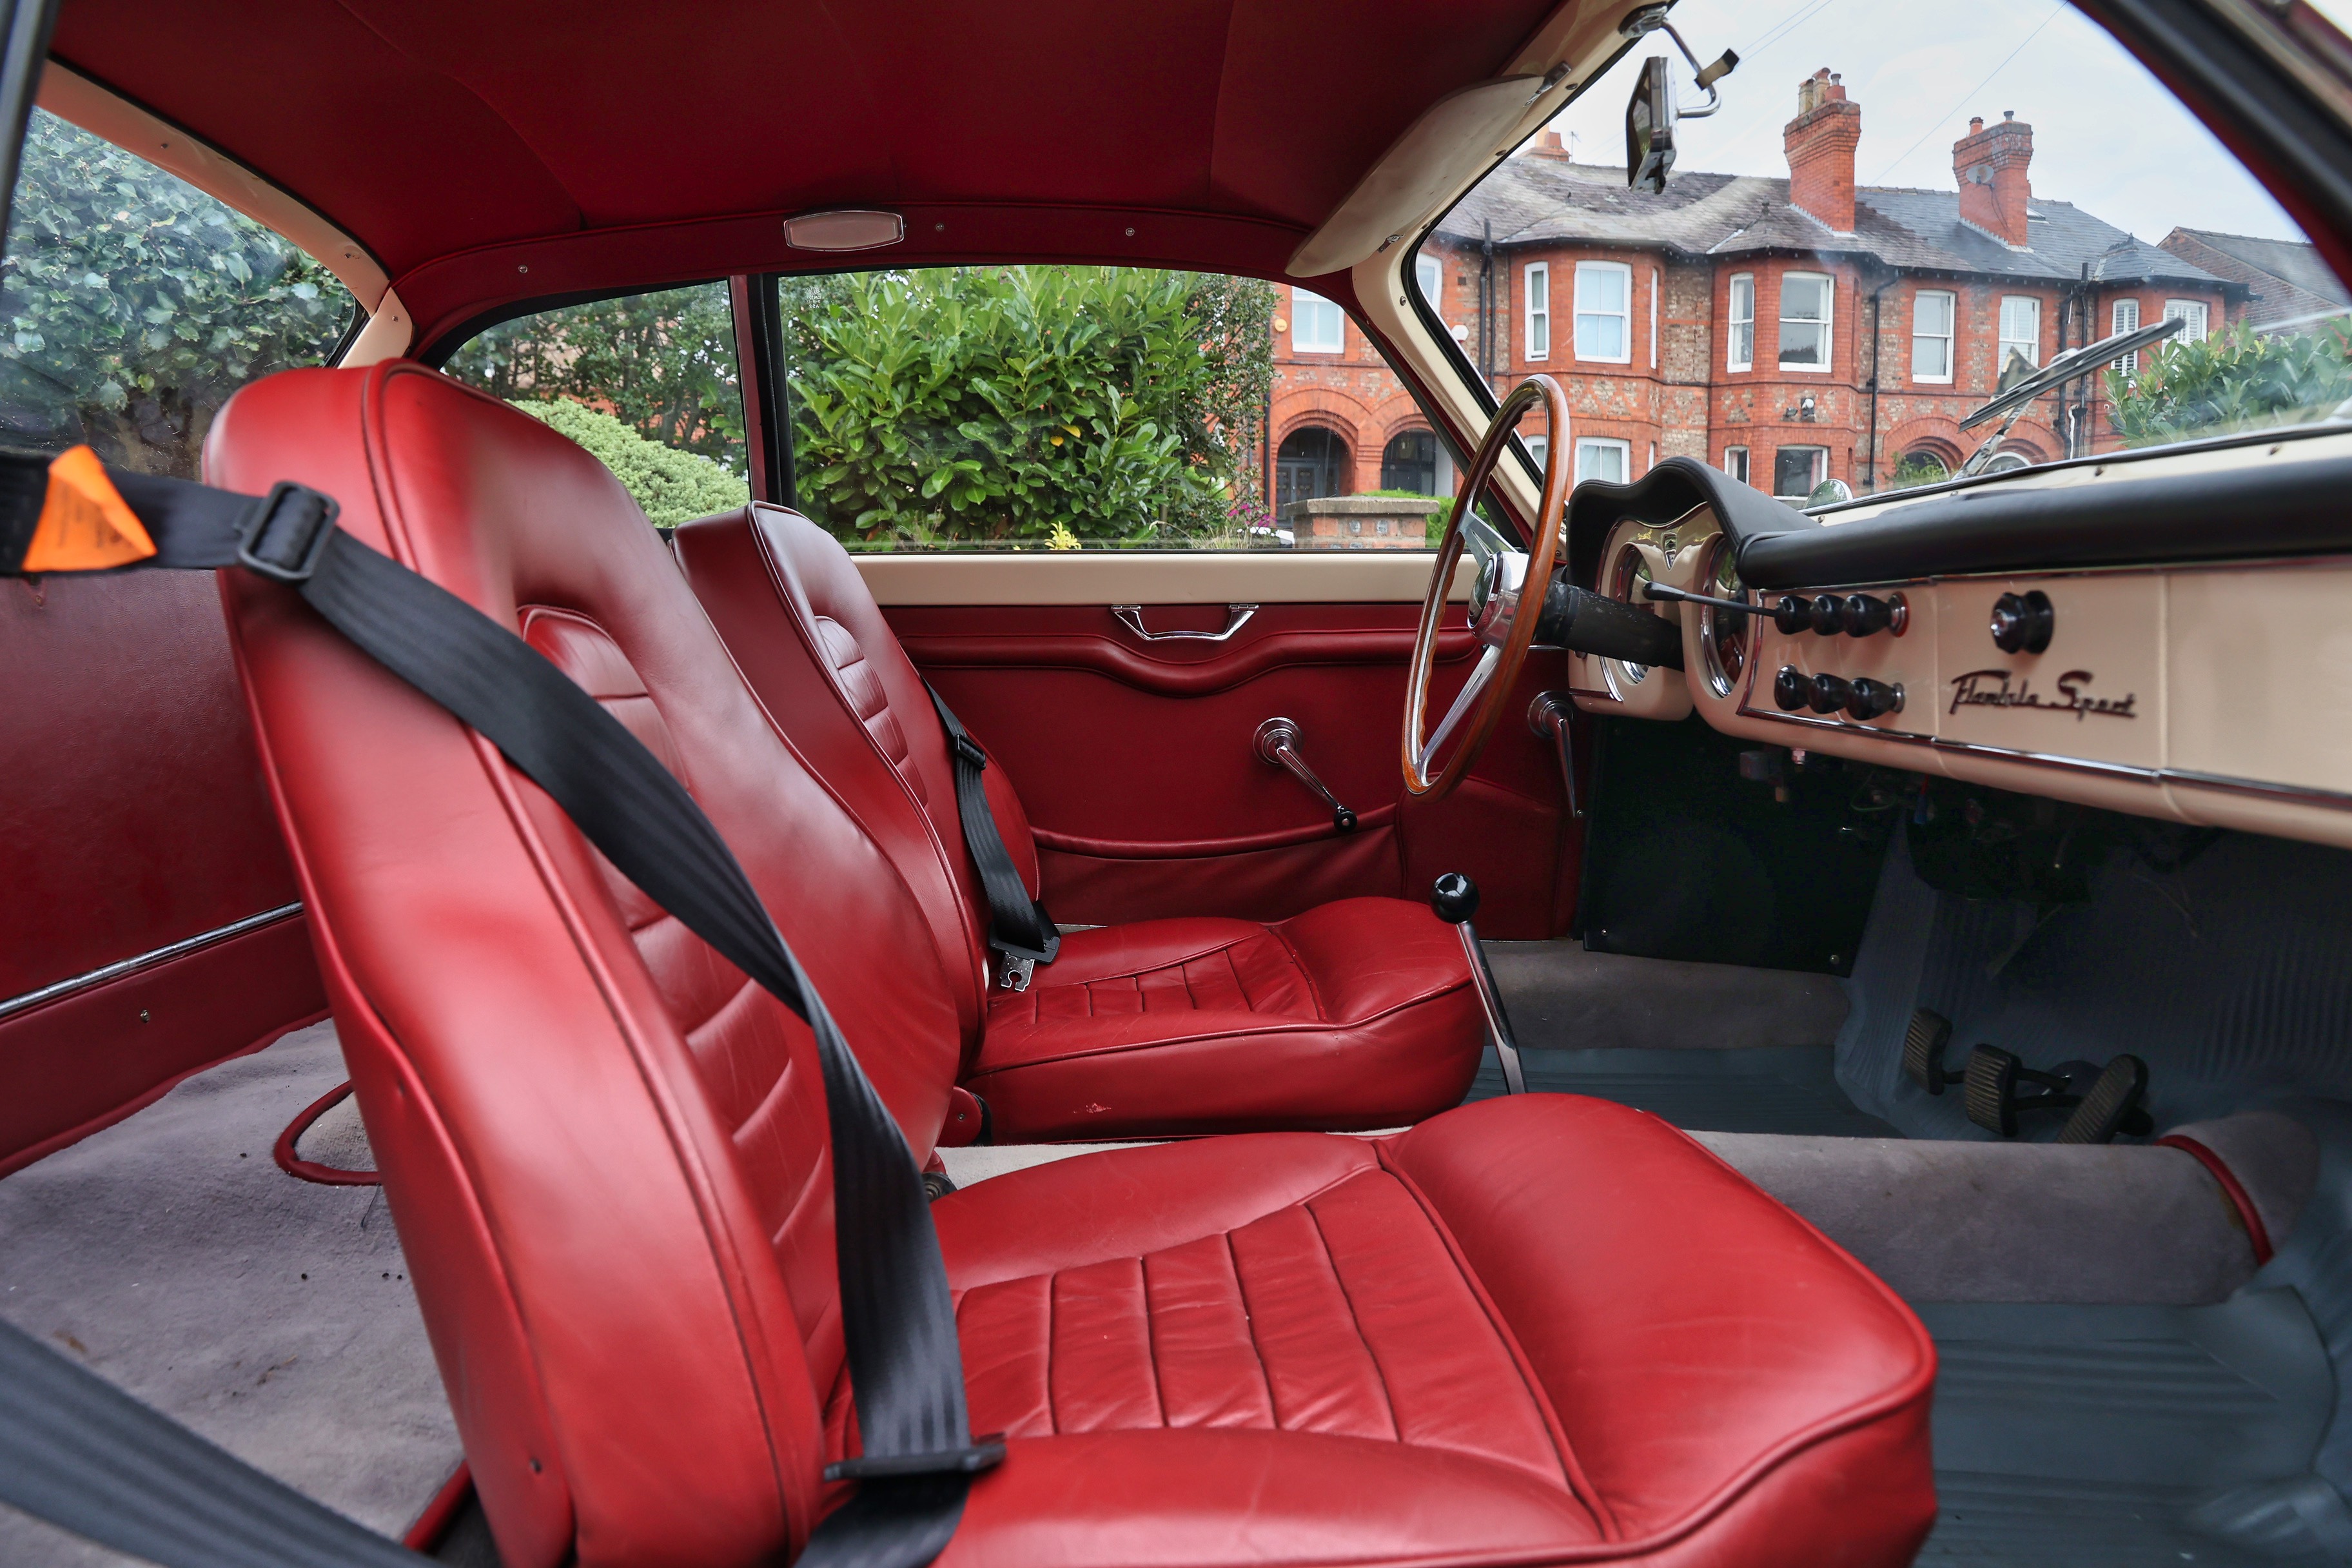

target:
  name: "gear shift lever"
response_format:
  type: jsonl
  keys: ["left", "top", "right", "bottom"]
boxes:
{"left": 1431, "top": 873, "right": 1525, "bottom": 1095}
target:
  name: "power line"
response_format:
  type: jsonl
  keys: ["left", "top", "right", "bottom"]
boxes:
{"left": 1867, "top": 2, "right": 2067, "bottom": 184}
{"left": 1740, "top": 0, "right": 1843, "bottom": 60}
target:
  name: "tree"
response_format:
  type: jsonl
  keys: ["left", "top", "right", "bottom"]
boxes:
{"left": 511, "top": 399, "right": 749, "bottom": 527}
{"left": 2106, "top": 320, "right": 2352, "bottom": 447}
{"left": 781, "top": 266, "right": 1275, "bottom": 549}
{"left": 0, "top": 110, "right": 354, "bottom": 476}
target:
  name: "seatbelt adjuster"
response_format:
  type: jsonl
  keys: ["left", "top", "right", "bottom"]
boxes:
{"left": 235, "top": 482, "right": 341, "bottom": 583}
{"left": 825, "top": 1434, "right": 1008, "bottom": 1482}
{"left": 949, "top": 730, "right": 988, "bottom": 770}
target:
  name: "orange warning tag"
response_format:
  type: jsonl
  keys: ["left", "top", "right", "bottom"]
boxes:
{"left": 19, "top": 445, "right": 156, "bottom": 572}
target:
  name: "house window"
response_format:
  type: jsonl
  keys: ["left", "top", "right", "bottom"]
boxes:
{"left": 1727, "top": 273, "right": 1755, "bottom": 371}
{"left": 1382, "top": 429, "right": 1438, "bottom": 495}
{"left": 1649, "top": 268, "right": 1660, "bottom": 370}
{"left": 1574, "top": 261, "right": 1631, "bottom": 362}
{"left": 1524, "top": 435, "right": 1549, "bottom": 472}
{"left": 1999, "top": 295, "right": 2041, "bottom": 371}
{"left": 1525, "top": 263, "right": 1551, "bottom": 359}
{"left": 1779, "top": 272, "right": 1831, "bottom": 371}
{"left": 1773, "top": 446, "right": 1827, "bottom": 498}
{"left": 1912, "top": 289, "right": 1955, "bottom": 383}
{"left": 1292, "top": 287, "right": 1345, "bottom": 353}
{"left": 1415, "top": 254, "right": 1442, "bottom": 322}
{"left": 2164, "top": 298, "right": 2210, "bottom": 343}
{"left": 1722, "top": 446, "right": 1750, "bottom": 484}
{"left": 1576, "top": 436, "right": 1630, "bottom": 484}
{"left": 2111, "top": 297, "right": 2141, "bottom": 375}
{"left": 1275, "top": 426, "right": 1346, "bottom": 512}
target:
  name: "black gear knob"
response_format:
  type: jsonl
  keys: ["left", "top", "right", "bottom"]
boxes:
{"left": 1431, "top": 872, "right": 1480, "bottom": 926}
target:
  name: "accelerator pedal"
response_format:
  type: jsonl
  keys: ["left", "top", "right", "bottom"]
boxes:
{"left": 1965, "top": 1044, "right": 2024, "bottom": 1136}
{"left": 1902, "top": 1009, "right": 1957, "bottom": 1093}
{"left": 2058, "top": 1055, "right": 2153, "bottom": 1144}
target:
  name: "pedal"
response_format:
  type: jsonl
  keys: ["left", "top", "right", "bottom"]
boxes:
{"left": 1902, "top": 1008, "right": 1956, "bottom": 1093}
{"left": 2057, "top": 1055, "right": 2152, "bottom": 1144}
{"left": 1965, "top": 1044, "right": 2023, "bottom": 1136}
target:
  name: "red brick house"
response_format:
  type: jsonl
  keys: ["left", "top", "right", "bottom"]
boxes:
{"left": 1270, "top": 69, "right": 2249, "bottom": 507}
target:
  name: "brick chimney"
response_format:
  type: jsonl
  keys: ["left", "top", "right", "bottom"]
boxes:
{"left": 1954, "top": 110, "right": 2033, "bottom": 248}
{"left": 1783, "top": 68, "right": 1861, "bottom": 233}
{"left": 1530, "top": 128, "right": 1572, "bottom": 161}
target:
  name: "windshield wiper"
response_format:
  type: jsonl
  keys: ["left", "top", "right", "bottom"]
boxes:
{"left": 1955, "top": 315, "right": 2186, "bottom": 476}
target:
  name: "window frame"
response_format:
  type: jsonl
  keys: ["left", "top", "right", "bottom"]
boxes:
{"left": 2111, "top": 297, "right": 2142, "bottom": 375}
{"left": 1649, "top": 267, "right": 1660, "bottom": 371}
{"left": 1722, "top": 445, "right": 1750, "bottom": 484}
{"left": 1292, "top": 286, "right": 1346, "bottom": 354}
{"left": 1910, "top": 288, "right": 1955, "bottom": 385}
{"left": 1524, "top": 433, "right": 1551, "bottom": 472}
{"left": 1727, "top": 273, "right": 1755, "bottom": 372}
{"left": 1772, "top": 444, "right": 1827, "bottom": 498}
{"left": 1778, "top": 271, "right": 1832, "bottom": 374}
{"left": 2164, "top": 297, "right": 2211, "bottom": 343}
{"left": 1999, "top": 294, "right": 2042, "bottom": 369}
{"left": 1415, "top": 254, "right": 1443, "bottom": 322}
{"left": 1575, "top": 435, "right": 1631, "bottom": 484}
{"left": 1573, "top": 259, "right": 1632, "bottom": 365}
{"left": 1525, "top": 262, "right": 1551, "bottom": 360}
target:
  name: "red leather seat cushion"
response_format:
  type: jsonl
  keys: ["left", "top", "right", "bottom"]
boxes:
{"left": 974, "top": 899, "right": 1482, "bottom": 1139}
{"left": 894, "top": 1094, "right": 1937, "bottom": 1566}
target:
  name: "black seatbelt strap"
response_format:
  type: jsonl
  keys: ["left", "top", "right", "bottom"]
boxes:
{"left": 923, "top": 686, "right": 1057, "bottom": 990}
{"left": 0, "top": 454, "right": 997, "bottom": 1568}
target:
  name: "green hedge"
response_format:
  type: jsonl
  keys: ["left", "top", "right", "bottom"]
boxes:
{"left": 514, "top": 398, "right": 749, "bottom": 527}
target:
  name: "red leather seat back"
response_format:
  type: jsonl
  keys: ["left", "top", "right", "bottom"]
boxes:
{"left": 677, "top": 504, "right": 1043, "bottom": 1062}
{"left": 208, "top": 364, "right": 964, "bottom": 1568}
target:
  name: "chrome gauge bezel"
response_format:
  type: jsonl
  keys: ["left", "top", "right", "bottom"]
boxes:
{"left": 1603, "top": 544, "right": 1652, "bottom": 697}
{"left": 1696, "top": 535, "right": 1751, "bottom": 699}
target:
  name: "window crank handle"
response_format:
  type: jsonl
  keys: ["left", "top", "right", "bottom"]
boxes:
{"left": 1253, "top": 717, "right": 1358, "bottom": 832}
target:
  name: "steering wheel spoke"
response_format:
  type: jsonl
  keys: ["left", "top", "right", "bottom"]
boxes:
{"left": 1402, "top": 376, "right": 1571, "bottom": 796}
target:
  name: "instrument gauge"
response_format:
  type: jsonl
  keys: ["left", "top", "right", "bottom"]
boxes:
{"left": 1697, "top": 538, "right": 1750, "bottom": 698}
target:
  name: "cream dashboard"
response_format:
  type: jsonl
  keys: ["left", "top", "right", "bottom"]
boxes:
{"left": 1557, "top": 433, "right": 2352, "bottom": 853}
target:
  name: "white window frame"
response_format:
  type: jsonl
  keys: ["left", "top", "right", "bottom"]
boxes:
{"left": 1998, "top": 295, "right": 2041, "bottom": 369}
{"left": 1573, "top": 260, "right": 1632, "bottom": 364}
{"left": 1910, "top": 289, "right": 1955, "bottom": 384}
{"left": 2164, "top": 297, "right": 2210, "bottom": 343}
{"left": 1772, "top": 446, "right": 1827, "bottom": 498}
{"left": 1292, "top": 286, "right": 1345, "bottom": 354}
{"left": 1722, "top": 446, "right": 1750, "bottom": 485}
{"left": 1524, "top": 435, "right": 1549, "bottom": 471}
{"left": 1525, "top": 262, "right": 1551, "bottom": 360}
{"left": 2111, "top": 297, "right": 2141, "bottom": 375}
{"left": 1778, "top": 271, "right": 1832, "bottom": 373}
{"left": 1649, "top": 268, "right": 1660, "bottom": 370}
{"left": 1415, "top": 254, "right": 1442, "bottom": 322}
{"left": 1575, "top": 436, "right": 1631, "bottom": 484}
{"left": 1727, "top": 273, "right": 1755, "bottom": 372}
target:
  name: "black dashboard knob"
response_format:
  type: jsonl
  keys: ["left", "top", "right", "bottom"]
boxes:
{"left": 1808, "top": 594, "right": 1847, "bottom": 636}
{"left": 1774, "top": 665, "right": 1810, "bottom": 710}
{"left": 1807, "top": 672, "right": 1852, "bottom": 714}
{"left": 1990, "top": 590, "right": 2054, "bottom": 654}
{"left": 1774, "top": 595, "right": 1812, "bottom": 635}
{"left": 1845, "top": 677, "right": 1904, "bottom": 720}
{"left": 1843, "top": 594, "right": 1895, "bottom": 636}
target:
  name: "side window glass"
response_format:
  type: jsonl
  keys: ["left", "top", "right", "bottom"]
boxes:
{"left": 0, "top": 110, "right": 357, "bottom": 475}
{"left": 442, "top": 284, "right": 748, "bottom": 527}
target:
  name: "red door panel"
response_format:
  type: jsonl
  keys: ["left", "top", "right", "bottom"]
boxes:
{"left": 887, "top": 600, "right": 1580, "bottom": 939}
{"left": 0, "top": 570, "right": 328, "bottom": 1173}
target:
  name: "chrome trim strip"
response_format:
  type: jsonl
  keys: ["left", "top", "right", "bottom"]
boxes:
{"left": 0, "top": 902, "right": 306, "bottom": 1022}
{"left": 2161, "top": 768, "right": 2352, "bottom": 811}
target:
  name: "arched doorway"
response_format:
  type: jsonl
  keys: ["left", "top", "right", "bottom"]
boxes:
{"left": 1381, "top": 429, "right": 1438, "bottom": 494}
{"left": 1276, "top": 427, "right": 1347, "bottom": 513}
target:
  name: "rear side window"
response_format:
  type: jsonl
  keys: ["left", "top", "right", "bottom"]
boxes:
{"left": 442, "top": 284, "right": 749, "bottom": 527}
{"left": 0, "top": 110, "right": 357, "bottom": 476}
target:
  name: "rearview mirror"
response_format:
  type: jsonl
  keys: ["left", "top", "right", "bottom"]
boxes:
{"left": 1626, "top": 56, "right": 1676, "bottom": 192}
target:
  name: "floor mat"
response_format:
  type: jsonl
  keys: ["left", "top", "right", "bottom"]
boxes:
{"left": 1464, "top": 1043, "right": 1901, "bottom": 1136}
{"left": 0, "top": 1020, "right": 458, "bottom": 1566}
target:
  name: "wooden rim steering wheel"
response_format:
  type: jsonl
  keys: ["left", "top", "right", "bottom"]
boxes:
{"left": 1402, "top": 375, "right": 1571, "bottom": 797}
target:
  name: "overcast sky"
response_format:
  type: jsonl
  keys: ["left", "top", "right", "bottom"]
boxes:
{"left": 1544, "top": 0, "right": 2309, "bottom": 243}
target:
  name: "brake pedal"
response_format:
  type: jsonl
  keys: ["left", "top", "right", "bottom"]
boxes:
{"left": 1965, "top": 1044, "right": 2023, "bottom": 1136}
{"left": 1902, "top": 1009, "right": 1957, "bottom": 1093}
{"left": 2058, "top": 1055, "right": 2152, "bottom": 1144}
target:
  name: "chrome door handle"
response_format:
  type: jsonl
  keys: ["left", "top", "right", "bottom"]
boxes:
{"left": 1112, "top": 603, "right": 1257, "bottom": 642}
{"left": 1255, "top": 717, "right": 1358, "bottom": 832}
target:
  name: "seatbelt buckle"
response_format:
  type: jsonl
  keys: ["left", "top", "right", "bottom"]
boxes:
{"left": 825, "top": 1435, "right": 1008, "bottom": 1482}
{"left": 995, "top": 954, "right": 1035, "bottom": 992}
{"left": 235, "top": 482, "right": 340, "bottom": 583}
{"left": 950, "top": 730, "right": 988, "bottom": 770}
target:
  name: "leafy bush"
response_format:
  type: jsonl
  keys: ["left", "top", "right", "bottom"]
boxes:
{"left": 445, "top": 284, "right": 746, "bottom": 473}
{"left": 1888, "top": 455, "right": 1950, "bottom": 491}
{"left": 2106, "top": 321, "right": 2352, "bottom": 447}
{"left": 513, "top": 399, "right": 749, "bottom": 527}
{"left": 0, "top": 110, "right": 355, "bottom": 476}
{"left": 781, "top": 267, "right": 1274, "bottom": 549}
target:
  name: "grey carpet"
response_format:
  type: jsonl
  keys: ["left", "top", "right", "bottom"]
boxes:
{"left": 1464, "top": 1043, "right": 1901, "bottom": 1135}
{"left": 1480, "top": 939, "right": 1849, "bottom": 1052}
{"left": 0, "top": 1020, "right": 458, "bottom": 1566}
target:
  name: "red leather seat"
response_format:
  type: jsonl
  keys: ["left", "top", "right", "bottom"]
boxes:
{"left": 210, "top": 363, "right": 1937, "bottom": 1568}
{"left": 676, "top": 505, "right": 1482, "bottom": 1139}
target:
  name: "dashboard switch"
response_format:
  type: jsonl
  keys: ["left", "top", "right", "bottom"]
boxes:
{"left": 1843, "top": 593, "right": 1901, "bottom": 636}
{"left": 1808, "top": 594, "right": 1847, "bottom": 635}
{"left": 1773, "top": 595, "right": 1812, "bottom": 635}
{"left": 1774, "top": 665, "right": 1810, "bottom": 710}
{"left": 1845, "top": 677, "right": 1904, "bottom": 720}
{"left": 1990, "top": 590, "right": 2054, "bottom": 654}
{"left": 1807, "top": 672, "right": 1852, "bottom": 714}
